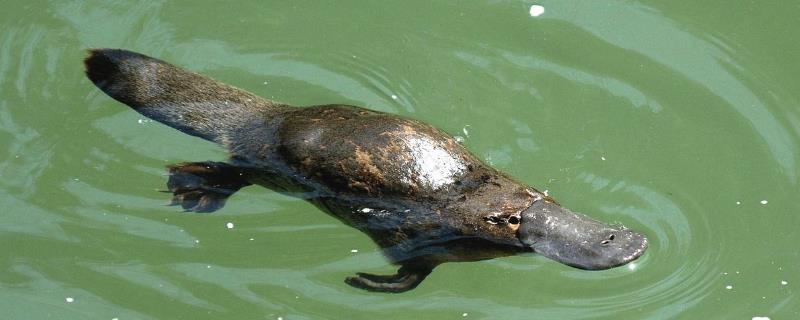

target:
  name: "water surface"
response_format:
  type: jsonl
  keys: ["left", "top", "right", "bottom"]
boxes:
{"left": 1, "top": 1, "right": 799, "bottom": 319}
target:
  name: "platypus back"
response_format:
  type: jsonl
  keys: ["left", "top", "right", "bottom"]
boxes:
{"left": 84, "top": 49, "right": 282, "bottom": 143}
{"left": 84, "top": 49, "right": 647, "bottom": 293}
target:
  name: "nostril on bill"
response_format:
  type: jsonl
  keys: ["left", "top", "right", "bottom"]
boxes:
{"left": 600, "top": 234, "right": 615, "bottom": 245}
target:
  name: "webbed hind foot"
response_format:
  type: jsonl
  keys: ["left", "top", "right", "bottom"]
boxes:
{"left": 344, "top": 264, "right": 433, "bottom": 293}
{"left": 166, "top": 161, "right": 250, "bottom": 213}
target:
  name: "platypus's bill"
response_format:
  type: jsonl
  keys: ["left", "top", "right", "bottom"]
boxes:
{"left": 517, "top": 200, "right": 647, "bottom": 270}
{"left": 84, "top": 49, "right": 277, "bottom": 143}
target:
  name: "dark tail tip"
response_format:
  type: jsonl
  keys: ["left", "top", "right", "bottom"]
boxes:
{"left": 84, "top": 49, "right": 114, "bottom": 88}
{"left": 84, "top": 48, "right": 160, "bottom": 107}
{"left": 84, "top": 48, "right": 139, "bottom": 89}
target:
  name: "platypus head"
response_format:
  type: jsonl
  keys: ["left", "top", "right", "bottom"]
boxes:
{"left": 517, "top": 200, "right": 647, "bottom": 270}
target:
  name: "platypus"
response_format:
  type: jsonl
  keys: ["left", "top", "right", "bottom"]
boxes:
{"left": 84, "top": 49, "right": 647, "bottom": 293}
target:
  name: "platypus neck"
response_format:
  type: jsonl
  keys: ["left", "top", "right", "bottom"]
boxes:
{"left": 437, "top": 168, "right": 543, "bottom": 247}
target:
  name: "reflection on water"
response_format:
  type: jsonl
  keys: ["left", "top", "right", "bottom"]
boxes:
{"left": 549, "top": 1, "right": 798, "bottom": 182}
{"left": 1, "top": 0, "right": 798, "bottom": 319}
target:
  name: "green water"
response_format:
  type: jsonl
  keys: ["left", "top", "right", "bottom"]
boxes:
{"left": 2, "top": 1, "right": 799, "bottom": 319}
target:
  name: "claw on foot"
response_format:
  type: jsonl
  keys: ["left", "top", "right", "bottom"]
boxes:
{"left": 166, "top": 162, "right": 249, "bottom": 213}
{"left": 344, "top": 266, "right": 432, "bottom": 293}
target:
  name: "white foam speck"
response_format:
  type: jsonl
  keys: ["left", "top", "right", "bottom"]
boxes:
{"left": 781, "top": 280, "right": 788, "bottom": 285}
{"left": 760, "top": 200, "right": 768, "bottom": 205}
{"left": 65, "top": 297, "right": 74, "bottom": 303}
{"left": 226, "top": 222, "right": 234, "bottom": 229}
{"left": 277, "top": 317, "right": 283, "bottom": 320}
{"left": 350, "top": 249, "right": 358, "bottom": 253}
{"left": 725, "top": 285, "right": 733, "bottom": 290}
{"left": 627, "top": 263, "right": 637, "bottom": 271}
{"left": 462, "top": 125, "right": 470, "bottom": 136}
{"left": 206, "top": 265, "right": 212, "bottom": 269}
{"left": 360, "top": 208, "right": 373, "bottom": 213}
{"left": 736, "top": 201, "right": 741, "bottom": 205}
{"left": 462, "top": 313, "right": 469, "bottom": 317}
{"left": 112, "top": 318, "right": 119, "bottom": 320}
{"left": 601, "top": 156, "right": 606, "bottom": 161}
{"left": 752, "top": 317, "right": 770, "bottom": 320}
{"left": 137, "top": 119, "right": 144, "bottom": 124}
{"left": 529, "top": 5, "right": 545, "bottom": 17}
{"left": 249, "top": 238, "right": 254, "bottom": 241}
{"left": 391, "top": 94, "right": 398, "bottom": 100}
{"left": 194, "top": 239, "right": 200, "bottom": 244}
{"left": 454, "top": 136, "right": 465, "bottom": 143}
{"left": 543, "top": 189, "right": 549, "bottom": 197}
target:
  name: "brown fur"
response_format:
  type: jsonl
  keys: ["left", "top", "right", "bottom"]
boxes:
{"left": 85, "top": 49, "right": 558, "bottom": 293}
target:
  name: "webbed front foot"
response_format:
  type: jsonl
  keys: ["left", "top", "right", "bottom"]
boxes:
{"left": 166, "top": 161, "right": 250, "bottom": 213}
{"left": 345, "top": 264, "right": 433, "bottom": 293}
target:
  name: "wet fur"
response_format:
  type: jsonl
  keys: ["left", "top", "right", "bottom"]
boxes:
{"left": 85, "top": 49, "right": 557, "bottom": 293}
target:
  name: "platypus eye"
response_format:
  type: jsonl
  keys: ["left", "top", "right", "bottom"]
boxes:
{"left": 483, "top": 215, "right": 502, "bottom": 224}
{"left": 483, "top": 215, "right": 520, "bottom": 226}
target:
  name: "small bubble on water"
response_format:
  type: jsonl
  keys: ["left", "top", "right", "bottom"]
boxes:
{"left": 462, "top": 313, "right": 469, "bottom": 317}
{"left": 65, "top": 297, "right": 74, "bottom": 303}
{"left": 249, "top": 238, "right": 254, "bottom": 241}
{"left": 138, "top": 119, "right": 144, "bottom": 124}
{"left": 627, "top": 263, "right": 637, "bottom": 271}
{"left": 529, "top": 4, "right": 545, "bottom": 17}
{"left": 781, "top": 280, "right": 788, "bottom": 285}
{"left": 736, "top": 201, "right": 741, "bottom": 205}
{"left": 601, "top": 156, "right": 606, "bottom": 161}
{"left": 454, "top": 136, "right": 465, "bottom": 143}
{"left": 226, "top": 222, "right": 234, "bottom": 229}
{"left": 725, "top": 285, "right": 733, "bottom": 290}
{"left": 350, "top": 249, "right": 358, "bottom": 253}
{"left": 752, "top": 317, "right": 770, "bottom": 320}
{"left": 360, "top": 208, "right": 374, "bottom": 213}
{"left": 391, "top": 94, "right": 398, "bottom": 100}
{"left": 760, "top": 200, "right": 768, "bottom": 205}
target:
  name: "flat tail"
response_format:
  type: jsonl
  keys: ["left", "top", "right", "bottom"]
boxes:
{"left": 84, "top": 48, "right": 279, "bottom": 142}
